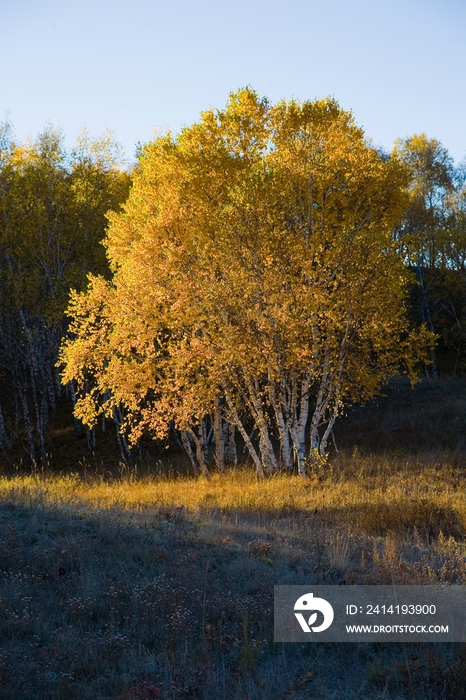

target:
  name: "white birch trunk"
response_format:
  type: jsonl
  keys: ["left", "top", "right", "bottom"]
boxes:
{"left": 289, "top": 423, "right": 307, "bottom": 477}
{"left": 189, "top": 420, "right": 210, "bottom": 479}
{"left": 213, "top": 400, "right": 225, "bottom": 472}
{"left": 181, "top": 430, "right": 197, "bottom": 470}
{"left": 225, "top": 423, "right": 237, "bottom": 466}
{"left": 246, "top": 377, "right": 278, "bottom": 473}
{"left": 277, "top": 404, "right": 293, "bottom": 470}
{"left": 224, "top": 390, "right": 264, "bottom": 478}
{"left": 296, "top": 376, "right": 310, "bottom": 453}
{"left": 268, "top": 383, "right": 292, "bottom": 470}
{"left": 69, "top": 381, "right": 84, "bottom": 437}
{"left": 309, "top": 350, "right": 331, "bottom": 458}
{"left": 112, "top": 406, "right": 132, "bottom": 463}
{"left": 320, "top": 414, "right": 337, "bottom": 457}
{"left": 277, "top": 376, "right": 307, "bottom": 477}
{"left": 191, "top": 429, "right": 210, "bottom": 480}
{"left": 319, "top": 346, "right": 346, "bottom": 457}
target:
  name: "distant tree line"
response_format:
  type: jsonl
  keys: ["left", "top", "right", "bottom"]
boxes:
{"left": 1, "top": 91, "right": 465, "bottom": 474}
{"left": 0, "top": 122, "right": 130, "bottom": 465}
{"left": 394, "top": 135, "right": 466, "bottom": 378}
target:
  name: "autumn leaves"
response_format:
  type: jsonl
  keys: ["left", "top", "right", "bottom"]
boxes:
{"left": 59, "top": 89, "right": 424, "bottom": 477}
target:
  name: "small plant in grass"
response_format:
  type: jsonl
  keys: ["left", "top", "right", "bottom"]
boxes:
{"left": 326, "top": 533, "right": 352, "bottom": 572}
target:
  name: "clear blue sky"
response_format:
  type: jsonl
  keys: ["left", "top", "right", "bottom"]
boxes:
{"left": 1, "top": 0, "right": 465, "bottom": 164}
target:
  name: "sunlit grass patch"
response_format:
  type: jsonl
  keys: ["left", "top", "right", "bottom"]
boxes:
{"left": 1, "top": 457, "right": 466, "bottom": 523}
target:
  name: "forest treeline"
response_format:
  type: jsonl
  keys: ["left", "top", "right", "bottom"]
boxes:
{"left": 1, "top": 89, "right": 466, "bottom": 475}
{"left": 0, "top": 122, "right": 131, "bottom": 465}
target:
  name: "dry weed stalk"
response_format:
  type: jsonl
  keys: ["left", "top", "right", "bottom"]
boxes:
{"left": 326, "top": 533, "right": 352, "bottom": 571}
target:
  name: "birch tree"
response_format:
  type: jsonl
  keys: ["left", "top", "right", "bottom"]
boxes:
{"left": 60, "top": 89, "right": 425, "bottom": 476}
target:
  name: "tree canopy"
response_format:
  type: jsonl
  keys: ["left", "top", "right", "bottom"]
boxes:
{"left": 0, "top": 123, "right": 130, "bottom": 464}
{"left": 59, "top": 89, "right": 428, "bottom": 477}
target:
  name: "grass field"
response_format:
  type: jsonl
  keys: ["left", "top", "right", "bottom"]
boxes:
{"left": 1, "top": 377, "right": 466, "bottom": 699}
{"left": 1, "top": 454, "right": 466, "bottom": 699}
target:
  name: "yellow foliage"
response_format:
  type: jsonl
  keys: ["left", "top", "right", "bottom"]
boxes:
{"left": 59, "top": 89, "right": 428, "bottom": 456}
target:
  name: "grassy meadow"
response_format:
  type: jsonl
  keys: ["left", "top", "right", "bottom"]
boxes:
{"left": 1, "top": 378, "right": 466, "bottom": 699}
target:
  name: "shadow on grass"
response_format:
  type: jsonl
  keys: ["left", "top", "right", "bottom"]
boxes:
{"left": 1, "top": 493, "right": 466, "bottom": 700}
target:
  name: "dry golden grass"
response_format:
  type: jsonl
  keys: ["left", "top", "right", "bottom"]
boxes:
{"left": 1, "top": 455, "right": 466, "bottom": 699}
{"left": 2, "top": 456, "right": 465, "bottom": 549}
